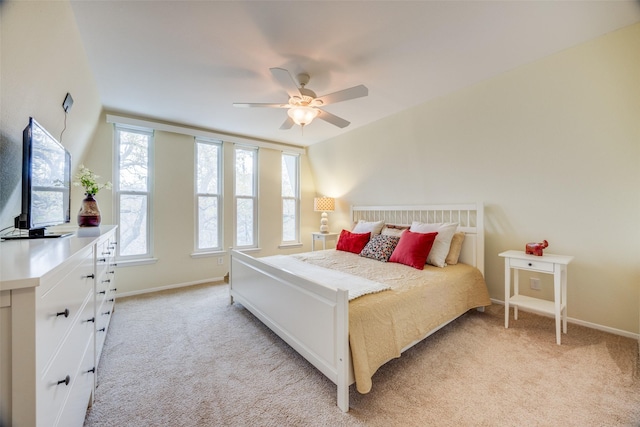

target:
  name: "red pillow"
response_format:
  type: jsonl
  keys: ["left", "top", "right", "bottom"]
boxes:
{"left": 336, "top": 229, "right": 371, "bottom": 254}
{"left": 389, "top": 230, "right": 438, "bottom": 269}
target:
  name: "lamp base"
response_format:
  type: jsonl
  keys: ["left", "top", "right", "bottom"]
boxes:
{"left": 319, "top": 212, "right": 329, "bottom": 233}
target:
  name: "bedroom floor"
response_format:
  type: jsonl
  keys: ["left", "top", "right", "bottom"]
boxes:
{"left": 84, "top": 282, "right": 640, "bottom": 427}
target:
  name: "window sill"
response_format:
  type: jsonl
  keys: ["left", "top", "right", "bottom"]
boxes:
{"left": 191, "top": 250, "right": 227, "bottom": 259}
{"left": 116, "top": 257, "right": 158, "bottom": 267}
{"left": 233, "top": 247, "right": 261, "bottom": 254}
{"left": 278, "top": 243, "right": 302, "bottom": 249}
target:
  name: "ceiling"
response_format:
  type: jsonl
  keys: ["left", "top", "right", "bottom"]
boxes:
{"left": 70, "top": 1, "right": 640, "bottom": 147}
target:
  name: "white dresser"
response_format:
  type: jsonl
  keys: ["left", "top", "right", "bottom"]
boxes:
{"left": 0, "top": 226, "right": 117, "bottom": 427}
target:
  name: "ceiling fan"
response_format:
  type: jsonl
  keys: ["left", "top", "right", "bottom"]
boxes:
{"left": 233, "top": 67, "right": 368, "bottom": 130}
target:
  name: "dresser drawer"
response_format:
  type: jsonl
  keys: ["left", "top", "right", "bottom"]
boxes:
{"left": 95, "top": 247, "right": 109, "bottom": 284}
{"left": 36, "top": 245, "right": 93, "bottom": 295}
{"left": 55, "top": 339, "right": 95, "bottom": 427}
{"left": 95, "top": 309, "right": 111, "bottom": 362}
{"left": 37, "top": 312, "right": 94, "bottom": 426}
{"left": 38, "top": 289, "right": 94, "bottom": 375}
{"left": 96, "top": 270, "right": 115, "bottom": 301}
{"left": 96, "top": 291, "right": 115, "bottom": 363}
{"left": 36, "top": 251, "right": 95, "bottom": 369}
{"left": 509, "top": 257, "right": 554, "bottom": 273}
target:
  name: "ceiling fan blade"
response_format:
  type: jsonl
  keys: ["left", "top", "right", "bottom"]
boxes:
{"left": 317, "top": 109, "right": 350, "bottom": 128}
{"left": 233, "top": 103, "right": 288, "bottom": 108}
{"left": 280, "top": 116, "right": 294, "bottom": 130}
{"left": 317, "top": 85, "right": 368, "bottom": 106}
{"left": 270, "top": 67, "right": 301, "bottom": 98}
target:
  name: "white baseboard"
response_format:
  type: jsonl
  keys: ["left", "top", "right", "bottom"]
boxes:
{"left": 491, "top": 298, "right": 639, "bottom": 341}
{"left": 118, "top": 277, "right": 225, "bottom": 298}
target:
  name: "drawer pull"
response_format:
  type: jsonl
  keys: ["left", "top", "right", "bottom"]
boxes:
{"left": 528, "top": 263, "right": 533, "bottom": 267}
{"left": 98, "top": 291, "right": 106, "bottom": 295}
{"left": 98, "top": 258, "right": 106, "bottom": 263}
{"left": 108, "top": 270, "right": 116, "bottom": 274}
{"left": 57, "top": 375, "right": 71, "bottom": 386}
{"left": 87, "top": 367, "right": 96, "bottom": 374}
{"left": 98, "top": 327, "right": 106, "bottom": 332}
{"left": 108, "top": 298, "right": 115, "bottom": 302}
{"left": 56, "top": 309, "right": 70, "bottom": 318}
{"left": 84, "top": 274, "right": 95, "bottom": 279}
{"left": 110, "top": 288, "right": 118, "bottom": 292}
{"left": 102, "top": 251, "right": 112, "bottom": 255}
{"left": 86, "top": 317, "right": 95, "bottom": 323}
{"left": 102, "top": 310, "right": 111, "bottom": 315}
{"left": 102, "top": 279, "right": 111, "bottom": 284}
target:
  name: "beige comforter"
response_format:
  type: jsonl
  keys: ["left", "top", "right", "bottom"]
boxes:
{"left": 289, "top": 250, "right": 491, "bottom": 394}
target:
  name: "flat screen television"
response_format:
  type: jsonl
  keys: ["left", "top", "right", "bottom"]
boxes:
{"left": 6, "top": 117, "right": 72, "bottom": 239}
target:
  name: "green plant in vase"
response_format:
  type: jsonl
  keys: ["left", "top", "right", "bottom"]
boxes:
{"left": 74, "top": 165, "right": 112, "bottom": 227}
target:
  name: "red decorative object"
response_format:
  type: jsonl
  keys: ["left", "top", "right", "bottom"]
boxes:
{"left": 526, "top": 240, "right": 548, "bottom": 256}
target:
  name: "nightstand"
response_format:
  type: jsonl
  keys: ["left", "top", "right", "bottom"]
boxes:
{"left": 499, "top": 250, "right": 574, "bottom": 345}
{"left": 311, "top": 232, "right": 338, "bottom": 251}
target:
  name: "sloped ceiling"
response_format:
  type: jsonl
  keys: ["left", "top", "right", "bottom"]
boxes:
{"left": 70, "top": 1, "right": 640, "bottom": 147}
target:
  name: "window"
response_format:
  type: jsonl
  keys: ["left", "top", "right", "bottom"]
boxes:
{"left": 234, "top": 146, "right": 257, "bottom": 248}
{"left": 281, "top": 153, "right": 299, "bottom": 243}
{"left": 114, "top": 125, "right": 153, "bottom": 259}
{"left": 195, "top": 139, "right": 222, "bottom": 251}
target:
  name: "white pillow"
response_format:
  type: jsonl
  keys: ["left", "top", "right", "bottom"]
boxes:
{"left": 352, "top": 220, "right": 384, "bottom": 236}
{"left": 409, "top": 221, "right": 459, "bottom": 267}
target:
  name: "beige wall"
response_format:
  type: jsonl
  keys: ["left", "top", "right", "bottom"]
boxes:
{"left": 83, "top": 114, "right": 318, "bottom": 295}
{"left": 0, "top": 0, "right": 103, "bottom": 229}
{"left": 308, "top": 23, "right": 640, "bottom": 335}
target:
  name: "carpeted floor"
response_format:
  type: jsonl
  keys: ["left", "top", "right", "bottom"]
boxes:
{"left": 84, "top": 282, "right": 640, "bottom": 427}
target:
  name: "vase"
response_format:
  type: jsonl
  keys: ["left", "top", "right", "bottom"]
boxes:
{"left": 78, "top": 193, "right": 101, "bottom": 227}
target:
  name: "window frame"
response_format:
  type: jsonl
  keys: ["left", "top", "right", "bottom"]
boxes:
{"left": 113, "top": 124, "right": 154, "bottom": 263}
{"left": 233, "top": 145, "right": 258, "bottom": 249}
{"left": 281, "top": 152, "right": 300, "bottom": 244}
{"left": 194, "top": 138, "right": 223, "bottom": 253}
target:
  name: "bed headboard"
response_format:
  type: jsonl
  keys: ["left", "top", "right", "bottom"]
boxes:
{"left": 350, "top": 203, "right": 484, "bottom": 276}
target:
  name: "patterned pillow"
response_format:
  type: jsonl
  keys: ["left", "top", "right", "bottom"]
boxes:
{"left": 359, "top": 234, "right": 400, "bottom": 262}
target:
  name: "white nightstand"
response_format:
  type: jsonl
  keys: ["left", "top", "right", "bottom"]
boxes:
{"left": 311, "top": 232, "right": 338, "bottom": 251}
{"left": 499, "top": 250, "right": 574, "bottom": 345}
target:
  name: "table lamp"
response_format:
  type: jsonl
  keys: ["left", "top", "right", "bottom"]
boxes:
{"left": 313, "top": 197, "right": 335, "bottom": 233}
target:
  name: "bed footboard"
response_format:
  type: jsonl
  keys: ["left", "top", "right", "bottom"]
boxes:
{"left": 230, "top": 249, "right": 351, "bottom": 412}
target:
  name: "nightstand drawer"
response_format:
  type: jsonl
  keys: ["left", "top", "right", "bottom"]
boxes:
{"left": 509, "top": 257, "right": 554, "bottom": 273}
{"left": 311, "top": 232, "right": 338, "bottom": 251}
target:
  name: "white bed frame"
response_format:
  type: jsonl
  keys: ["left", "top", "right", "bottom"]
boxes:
{"left": 229, "top": 203, "right": 484, "bottom": 412}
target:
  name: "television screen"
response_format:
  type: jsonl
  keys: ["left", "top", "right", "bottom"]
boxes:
{"left": 27, "top": 119, "right": 71, "bottom": 229}
{"left": 7, "top": 117, "right": 72, "bottom": 238}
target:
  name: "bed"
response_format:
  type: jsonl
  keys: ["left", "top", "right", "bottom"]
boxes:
{"left": 229, "top": 203, "right": 491, "bottom": 412}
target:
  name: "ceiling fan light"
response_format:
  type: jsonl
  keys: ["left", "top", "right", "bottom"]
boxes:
{"left": 287, "top": 106, "right": 319, "bottom": 126}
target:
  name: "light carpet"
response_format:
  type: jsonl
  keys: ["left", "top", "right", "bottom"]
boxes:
{"left": 84, "top": 282, "right": 640, "bottom": 427}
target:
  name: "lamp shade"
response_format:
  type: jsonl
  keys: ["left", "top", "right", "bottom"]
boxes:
{"left": 288, "top": 106, "right": 319, "bottom": 126}
{"left": 313, "top": 197, "right": 335, "bottom": 212}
